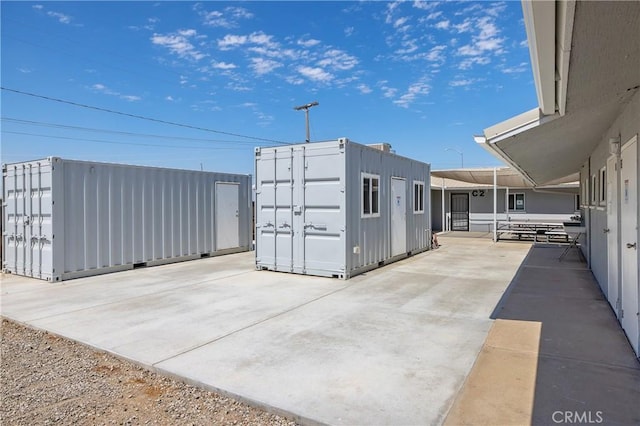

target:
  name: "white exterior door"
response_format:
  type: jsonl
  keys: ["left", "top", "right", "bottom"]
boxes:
{"left": 215, "top": 183, "right": 240, "bottom": 250}
{"left": 620, "top": 137, "right": 638, "bottom": 355}
{"left": 391, "top": 177, "right": 406, "bottom": 257}
{"left": 606, "top": 155, "right": 619, "bottom": 314}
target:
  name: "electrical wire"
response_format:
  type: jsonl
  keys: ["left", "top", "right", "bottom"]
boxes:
{"left": 1, "top": 87, "right": 293, "bottom": 145}
{"left": 1, "top": 117, "right": 265, "bottom": 145}
{"left": 3, "top": 131, "right": 248, "bottom": 150}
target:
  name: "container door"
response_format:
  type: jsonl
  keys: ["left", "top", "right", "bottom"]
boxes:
{"left": 3, "top": 161, "right": 53, "bottom": 280}
{"left": 255, "top": 148, "right": 294, "bottom": 271}
{"left": 620, "top": 137, "right": 638, "bottom": 356}
{"left": 390, "top": 177, "right": 406, "bottom": 257}
{"left": 299, "top": 145, "right": 344, "bottom": 274}
{"left": 215, "top": 182, "right": 240, "bottom": 250}
{"left": 451, "top": 193, "right": 470, "bottom": 231}
{"left": 606, "top": 154, "right": 619, "bottom": 314}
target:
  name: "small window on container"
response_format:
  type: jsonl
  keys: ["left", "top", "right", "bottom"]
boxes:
{"left": 413, "top": 181, "right": 424, "bottom": 213}
{"left": 509, "top": 193, "right": 525, "bottom": 211}
{"left": 600, "top": 167, "right": 606, "bottom": 205}
{"left": 362, "top": 173, "right": 380, "bottom": 217}
{"left": 591, "top": 174, "right": 597, "bottom": 205}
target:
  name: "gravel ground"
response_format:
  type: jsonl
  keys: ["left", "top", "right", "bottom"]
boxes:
{"left": 0, "top": 318, "right": 298, "bottom": 425}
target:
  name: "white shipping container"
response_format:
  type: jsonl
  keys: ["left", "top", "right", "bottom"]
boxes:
{"left": 3, "top": 157, "right": 252, "bottom": 281}
{"left": 255, "top": 138, "right": 431, "bottom": 279}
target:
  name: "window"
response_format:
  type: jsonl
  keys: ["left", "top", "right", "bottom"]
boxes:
{"left": 591, "top": 174, "right": 597, "bottom": 205}
{"left": 413, "top": 181, "right": 425, "bottom": 213}
{"left": 508, "top": 193, "right": 525, "bottom": 211}
{"left": 600, "top": 167, "right": 606, "bottom": 205}
{"left": 575, "top": 194, "right": 581, "bottom": 211}
{"left": 362, "top": 173, "right": 380, "bottom": 217}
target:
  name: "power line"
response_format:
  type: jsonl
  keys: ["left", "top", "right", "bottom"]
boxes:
{"left": 1, "top": 117, "right": 264, "bottom": 145}
{"left": 1, "top": 87, "right": 293, "bottom": 145}
{"left": 3, "top": 130, "right": 249, "bottom": 150}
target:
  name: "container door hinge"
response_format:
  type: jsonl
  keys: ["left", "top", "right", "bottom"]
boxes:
{"left": 620, "top": 309, "right": 624, "bottom": 319}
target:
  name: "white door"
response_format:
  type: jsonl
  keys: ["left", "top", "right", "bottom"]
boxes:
{"left": 391, "top": 177, "right": 406, "bottom": 257}
{"left": 606, "top": 155, "right": 619, "bottom": 314}
{"left": 215, "top": 183, "right": 240, "bottom": 250}
{"left": 620, "top": 137, "right": 638, "bottom": 356}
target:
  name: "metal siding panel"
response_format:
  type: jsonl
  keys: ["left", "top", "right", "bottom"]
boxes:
{"left": 3, "top": 158, "right": 250, "bottom": 281}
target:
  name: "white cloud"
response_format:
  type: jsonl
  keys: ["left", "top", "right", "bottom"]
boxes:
{"left": 426, "top": 11, "right": 443, "bottom": 20}
{"left": 91, "top": 83, "right": 141, "bottom": 102}
{"left": 297, "top": 66, "right": 333, "bottom": 83}
{"left": 151, "top": 29, "right": 206, "bottom": 61}
{"left": 46, "top": 11, "right": 72, "bottom": 24}
{"left": 449, "top": 79, "right": 476, "bottom": 87}
{"left": 250, "top": 57, "right": 282, "bottom": 75}
{"left": 197, "top": 5, "right": 253, "bottom": 28}
{"left": 18, "top": 68, "right": 33, "bottom": 73}
{"left": 286, "top": 75, "right": 305, "bottom": 85}
{"left": 211, "top": 61, "right": 236, "bottom": 70}
{"left": 166, "top": 95, "right": 174, "bottom": 101}
{"left": 393, "top": 80, "right": 430, "bottom": 108}
{"left": 317, "top": 49, "right": 358, "bottom": 71}
{"left": 413, "top": 1, "right": 440, "bottom": 11}
{"left": 394, "top": 16, "right": 409, "bottom": 28}
{"left": 501, "top": 62, "right": 528, "bottom": 74}
{"left": 32, "top": 4, "right": 43, "bottom": 10}
{"left": 357, "top": 84, "right": 372, "bottom": 94}
{"left": 434, "top": 20, "right": 450, "bottom": 30}
{"left": 378, "top": 81, "right": 398, "bottom": 98}
{"left": 217, "top": 31, "right": 277, "bottom": 50}
{"left": 298, "top": 38, "right": 321, "bottom": 48}
{"left": 426, "top": 45, "right": 447, "bottom": 62}
{"left": 344, "top": 26, "right": 354, "bottom": 37}
{"left": 121, "top": 95, "right": 141, "bottom": 102}
{"left": 485, "top": 2, "right": 508, "bottom": 17}
{"left": 453, "top": 19, "right": 473, "bottom": 34}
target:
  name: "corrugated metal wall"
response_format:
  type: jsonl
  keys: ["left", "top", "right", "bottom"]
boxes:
{"left": 255, "top": 139, "right": 431, "bottom": 279}
{"left": 3, "top": 157, "right": 252, "bottom": 281}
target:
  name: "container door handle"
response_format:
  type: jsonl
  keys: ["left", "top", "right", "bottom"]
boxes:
{"left": 626, "top": 242, "right": 637, "bottom": 249}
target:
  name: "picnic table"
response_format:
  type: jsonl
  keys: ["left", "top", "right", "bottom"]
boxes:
{"left": 497, "top": 221, "right": 569, "bottom": 242}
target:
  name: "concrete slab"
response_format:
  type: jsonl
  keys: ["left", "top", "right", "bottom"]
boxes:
{"left": 1, "top": 236, "right": 531, "bottom": 425}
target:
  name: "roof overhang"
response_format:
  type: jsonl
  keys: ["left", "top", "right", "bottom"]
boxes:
{"left": 478, "top": 1, "right": 639, "bottom": 186}
{"left": 431, "top": 167, "right": 578, "bottom": 189}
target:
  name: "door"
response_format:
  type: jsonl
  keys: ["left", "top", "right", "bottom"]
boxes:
{"left": 391, "top": 177, "right": 407, "bottom": 257}
{"left": 620, "top": 137, "right": 638, "bottom": 355}
{"left": 215, "top": 182, "right": 240, "bottom": 250}
{"left": 451, "top": 193, "right": 470, "bottom": 231}
{"left": 3, "top": 161, "right": 54, "bottom": 280}
{"left": 607, "top": 155, "right": 619, "bottom": 314}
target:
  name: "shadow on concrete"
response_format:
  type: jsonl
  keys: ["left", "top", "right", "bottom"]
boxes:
{"left": 491, "top": 243, "right": 640, "bottom": 425}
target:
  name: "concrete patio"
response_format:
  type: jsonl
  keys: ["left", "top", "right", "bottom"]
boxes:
{"left": 2, "top": 234, "right": 638, "bottom": 425}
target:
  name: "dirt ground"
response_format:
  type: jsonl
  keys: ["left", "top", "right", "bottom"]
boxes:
{"left": 0, "top": 318, "right": 298, "bottom": 425}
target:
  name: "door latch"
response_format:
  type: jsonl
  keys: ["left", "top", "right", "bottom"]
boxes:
{"left": 626, "top": 242, "right": 637, "bottom": 249}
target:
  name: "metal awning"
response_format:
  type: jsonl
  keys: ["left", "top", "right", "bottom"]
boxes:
{"left": 477, "top": 1, "right": 640, "bottom": 186}
{"left": 431, "top": 167, "right": 578, "bottom": 188}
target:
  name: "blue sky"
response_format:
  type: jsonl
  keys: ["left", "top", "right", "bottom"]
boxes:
{"left": 1, "top": 1, "right": 537, "bottom": 174}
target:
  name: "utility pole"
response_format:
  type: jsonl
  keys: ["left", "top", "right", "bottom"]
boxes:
{"left": 294, "top": 101, "right": 319, "bottom": 143}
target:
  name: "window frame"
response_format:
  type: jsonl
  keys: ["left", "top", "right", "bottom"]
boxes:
{"left": 413, "top": 180, "right": 425, "bottom": 214}
{"left": 361, "top": 173, "right": 381, "bottom": 218}
{"left": 599, "top": 167, "right": 606, "bottom": 205}
{"left": 508, "top": 192, "right": 526, "bottom": 212}
{"left": 591, "top": 173, "right": 598, "bottom": 205}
